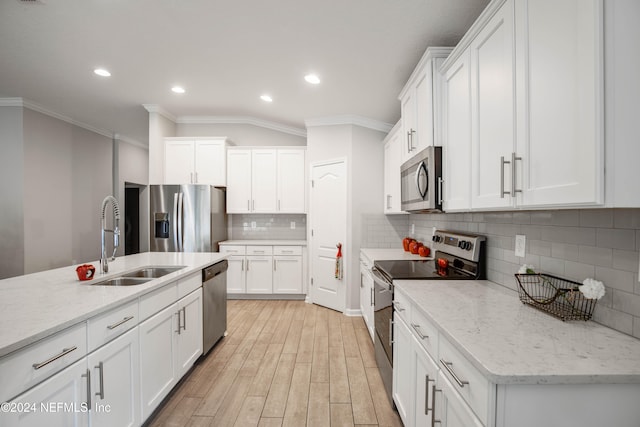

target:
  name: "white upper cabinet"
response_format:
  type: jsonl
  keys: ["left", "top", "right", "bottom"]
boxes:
{"left": 399, "top": 47, "right": 453, "bottom": 162}
{"left": 470, "top": 0, "right": 515, "bottom": 209}
{"left": 277, "top": 149, "right": 306, "bottom": 213}
{"left": 227, "top": 147, "right": 306, "bottom": 214}
{"left": 251, "top": 149, "right": 278, "bottom": 213}
{"left": 164, "top": 137, "right": 227, "bottom": 186}
{"left": 441, "top": 0, "right": 604, "bottom": 211}
{"left": 514, "top": 0, "right": 603, "bottom": 207}
{"left": 383, "top": 122, "right": 405, "bottom": 214}
{"left": 442, "top": 50, "right": 472, "bottom": 212}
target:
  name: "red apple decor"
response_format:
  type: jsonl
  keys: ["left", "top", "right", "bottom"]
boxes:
{"left": 418, "top": 246, "right": 430, "bottom": 257}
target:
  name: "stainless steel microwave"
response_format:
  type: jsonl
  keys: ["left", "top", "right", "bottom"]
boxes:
{"left": 400, "top": 146, "right": 443, "bottom": 212}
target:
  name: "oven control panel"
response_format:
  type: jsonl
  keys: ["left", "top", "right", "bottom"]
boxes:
{"left": 432, "top": 230, "right": 486, "bottom": 262}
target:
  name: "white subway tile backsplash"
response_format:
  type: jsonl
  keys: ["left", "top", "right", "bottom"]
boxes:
{"left": 364, "top": 208, "right": 640, "bottom": 337}
{"left": 596, "top": 228, "right": 636, "bottom": 250}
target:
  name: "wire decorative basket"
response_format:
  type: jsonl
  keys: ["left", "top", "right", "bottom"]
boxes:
{"left": 514, "top": 273, "right": 597, "bottom": 321}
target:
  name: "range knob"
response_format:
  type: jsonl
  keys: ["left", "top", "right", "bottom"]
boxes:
{"left": 433, "top": 234, "right": 443, "bottom": 243}
{"left": 458, "top": 240, "right": 473, "bottom": 250}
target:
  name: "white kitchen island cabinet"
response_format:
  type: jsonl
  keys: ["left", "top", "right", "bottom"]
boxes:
{"left": 164, "top": 138, "right": 227, "bottom": 186}
{"left": 226, "top": 147, "right": 306, "bottom": 214}
{"left": 87, "top": 327, "right": 140, "bottom": 427}
{"left": 5, "top": 358, "right": 89, "bottom": 427}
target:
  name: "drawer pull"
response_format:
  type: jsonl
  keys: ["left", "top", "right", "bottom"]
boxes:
{"left": 32, "top": 346, "right": 78, "bottom": 370}
{"left": 281, "top": 250, "right": 294, "bottom": 254}
{"left": 253, "top": 250, "right": 265, "bottom": 254}
{"left": 392, "top": 301, "right": 405, "bottom": 312}
{"left": 440, "top": 359, "right": 469, "bottom": 388}
{"left": 411, "top": 323, "right": 428, "bottom": 340}
{"left": 107, "top": 315, "right": 134, "bottom": 330}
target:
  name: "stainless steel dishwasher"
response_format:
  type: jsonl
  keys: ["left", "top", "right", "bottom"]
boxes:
{"left": 202, "top": 260, "right": 228, "bottom": 355}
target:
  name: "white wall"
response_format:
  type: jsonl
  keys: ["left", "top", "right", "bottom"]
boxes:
{"left": 118, "top": 140, "right": 150, "bottom": 254}
{"left": 0, "top": 106, "right": 25, "bottom": 279}
{"left": 306, "top": 123, "right": 385, "bottom": 313}
{"left": 22, "top": 109, "right": 113, "bottom": 273}
{"left": 148, "top": 112, "right": 176, "bottom": 184}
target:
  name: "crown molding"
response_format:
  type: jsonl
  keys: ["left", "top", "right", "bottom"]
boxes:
{"left": 176, "top": 115, "right": 307, "bottom": 138}
{"left": 142, "top": 104, "right": 177, "bottom": 122}
{"left": 114, "top": 133, "right": 149, "bottom": 150}
{"left": 383, "top": 120, "right": 403, "bottom": 143}
{"left": 398, "top": 46, "right": 454, "bottom": 100}
{"left": 305, "top": 115, "right": 393, "bottom": 133}
{"left": 0, "top": 97, "right": 146, "bottom": 147}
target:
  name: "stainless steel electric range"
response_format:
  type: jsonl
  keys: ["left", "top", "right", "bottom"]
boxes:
{"left": 371, "top": 230, "right": 487, "bottom": 403}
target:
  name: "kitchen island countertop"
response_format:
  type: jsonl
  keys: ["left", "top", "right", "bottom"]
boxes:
{"left": 0, "top": 252, "right": 227, "bottom": 358}
{"left": 395, "top": 279, "right": 640, "bottom": 385}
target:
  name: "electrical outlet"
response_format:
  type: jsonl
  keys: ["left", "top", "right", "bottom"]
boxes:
{"left": 251, "top": 221, "right": 256, "bottom": 229}
{"left": 290, "top": 221, "right": 296, "bottom": 230}
{"left": 411, "top": 223, "right": 415, "bottom": 235}
{"left": 515, "top": 235, "right": 526, "bottom": 258}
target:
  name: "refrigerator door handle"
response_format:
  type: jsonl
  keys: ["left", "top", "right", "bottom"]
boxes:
{"left": 173, "top": 193, "right": 180, "bottom": 251}
{"left": 177, "top": 192, "right": 184, "bottom": 252}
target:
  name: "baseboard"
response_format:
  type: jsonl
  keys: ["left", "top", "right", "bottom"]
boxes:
{"left": 227, "top": 294, "right": 307, "bottom": 300}
{"left": 344, "top": 308, "right": 362, "bottom": 317}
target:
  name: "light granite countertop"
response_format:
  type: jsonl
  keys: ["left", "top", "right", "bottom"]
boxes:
{"left": 0, "top": 252, "right": 228, "bottom": 358}
{"left": 395, "top": 280, "right": 640, "bottom": 385}
{"left": 220, "top": 240, "right": 307, "bottom": 246}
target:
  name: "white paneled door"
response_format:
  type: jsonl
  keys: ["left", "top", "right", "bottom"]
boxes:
{"left": 310, "top": 159, "right": 346, "bottom": 313}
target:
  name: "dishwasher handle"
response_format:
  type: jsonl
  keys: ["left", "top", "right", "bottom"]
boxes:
{"left": 203, "top": 260, "right": 229, "bottom": 282}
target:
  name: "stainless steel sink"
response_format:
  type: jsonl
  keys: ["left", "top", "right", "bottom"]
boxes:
{"left": 122, "top": 266, "right": 186, "bottom": 279}
{"left": 94, "top": 277, "right": 154, "bottom": 286}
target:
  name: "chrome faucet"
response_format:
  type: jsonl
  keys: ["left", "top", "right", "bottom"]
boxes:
{"left": 100, "top": 195, "right": 121, "bottom": 274}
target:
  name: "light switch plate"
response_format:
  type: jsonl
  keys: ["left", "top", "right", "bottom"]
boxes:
{"left": 515, "top": 235, "right": 526, "bottom": 258}
{"left": 411, "top": 223, "right": 415, "bottom": 235}
{"left": 290, "top": 221, "right": 296, "bottom": 230}
{"left": 251, "top": 221, "right": 256, "bottom": 229}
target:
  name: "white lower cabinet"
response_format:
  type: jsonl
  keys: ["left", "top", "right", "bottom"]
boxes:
{"left": 176, "top": 288, "right": 203, "bottom": 378}
{"left": 273, "top": 256, "right": 302, "bottom": 293}
{"left": 5, "top": 358, "right": 89, "bottom": 427}
{"left": 220, "top": 244, "right": 306, "bottom": 295}
{"left": 414, "top": 337, "right": 438, "bottom": 427}
{"left": 359, "top": 263, "right": 374, "bottom": 340}
{"left": 139, "top": 288, "right": 203, "bottom": 421}
{"left": 88, "top": 327, "right": 140, "bottom": 427}
{"left": 392, "top": 315, "right": 414, "bottom": 425}
{"left": 437, "top": 371, "right": 484, "bottom": 427}
{"left": 139, "top": 304, "right": 178, "bottom": 420}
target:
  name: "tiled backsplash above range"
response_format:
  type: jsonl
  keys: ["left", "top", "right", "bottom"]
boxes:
{"left": 229, "top": 214, "right": 306, "bottom": 240}
{"left": 362, "top": 209, "right": 640, "bottom": 339}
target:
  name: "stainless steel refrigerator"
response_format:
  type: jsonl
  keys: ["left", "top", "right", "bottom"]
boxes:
{"left": 150, "top": 185, "right": 227, "bottom": 252}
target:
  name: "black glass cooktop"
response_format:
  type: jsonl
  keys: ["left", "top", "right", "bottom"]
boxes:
{"left": 374, "top": 259, "right": 477, "bottom": 281}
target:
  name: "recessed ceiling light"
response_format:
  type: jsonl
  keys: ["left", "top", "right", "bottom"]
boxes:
{"left": 171, "top": 86, "right": 186, "bottom": 94}
{"left": 94, "top": 68, "right": 111, "bottom": 77}
{"left": 304, "top": 74, "right": 320, "bottom": 84}
{"left": 260, "top": 94, "right": 273, "bottom": 103}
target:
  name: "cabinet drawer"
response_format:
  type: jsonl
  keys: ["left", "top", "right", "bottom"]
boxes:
{"left": 87, "top": 299, "right": 139, "bottom": 352}
{"left": 439, "top": 336, "right": 491, "bottom": 425}
{"left": 0, "top": 322, "right": 87, "bottom": 402}
{"left": 220, "top": 245, "right": 246, "bottom": 255}
{"left": 140, "top": 283, "right": 178, "bottom": 321}
{"left": 273, "top": 246, "right": 302, "bottom": 256}
{"left": 393, "top": 289, "right": 412, "bottom": 323}
{"left": 247, "top": 245, "right": 273, "bottom": 255}
{"left": 410, "top": 306, "right": 439, "bottom": 360}
{"left": 178, "top": 271, "right": 201, "bottom": 299}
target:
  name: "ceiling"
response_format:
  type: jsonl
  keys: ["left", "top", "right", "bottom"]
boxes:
{"left": 0, "top": 0, "right": 489, "bottom": 145}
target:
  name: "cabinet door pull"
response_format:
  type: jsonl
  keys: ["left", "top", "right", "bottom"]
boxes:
{"left": 411, "top": 323, "right": 428, "bottom": 340}
{"left": 241, "top": 259, "right": 244, "bottom": 271}
{"left": 273, "top": 259, "right": 277, "bottom": 271}
{"left": 195, "top": 172, "right": 198, "bottom": 183}
{"left": 432, "top": 384, "right": 442, "bottom": 426}
{"left": 82, "top": 368, "right": 91, "bottom": 408}
{"left": 32, "top": 346, "right": 78, "bottom": 370}
{"left": 440, "top": 359, "right": 469, "bottom": 387}
{"left": 246, "top": 260, "right": 250, "bottom": 271}
{"left": 389, "top": 319, "right": 394, "bottom": 346}
{"left": 500, "top": 156, "right": 511, "bottom": 198}
{"left": 278, "top": 200, "right": 281, "bottom": 211}
{"left": 407, "top": 131, "right": 411, "bottom": 153}
{"left": 107, "top": 315, "right": 134, "bottom": 330}
{"left": 409, "top": 129, "right": 416, "bottom": 151}
{"left": 511, "top": 152, "right": 522, "bottom": 196}
{"left": 247, "top": 200, "right": 250, "bottom": 210}
{"left": 425, "top": 374, "right": 430, "bottom": 415}
{"left": 386, "top": 194, "right": 391, "bottom": 210}
{"left": 371, "top": 286, "right": 375, "bottom": 306}
{"left": 182, "top": 307, "right": 187, "bottom": 331}
{"left": 95, "top": 361, "right": 105, "bottom": 400}
{"left": 176, "top": 311, "right": 182, "bottom": 334}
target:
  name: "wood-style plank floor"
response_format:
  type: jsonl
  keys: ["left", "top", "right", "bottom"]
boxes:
{"left": 146, "top": 300, "right": 403, "bottom": 427}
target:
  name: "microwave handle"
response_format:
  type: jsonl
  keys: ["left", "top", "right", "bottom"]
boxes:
{"left": 416, "top": 161, "right": 428, "bottom": 199}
